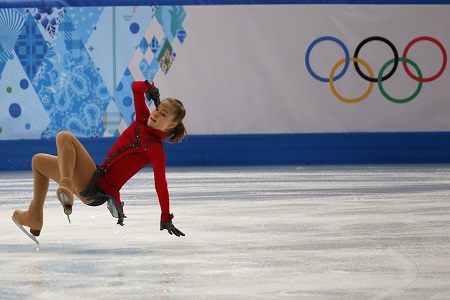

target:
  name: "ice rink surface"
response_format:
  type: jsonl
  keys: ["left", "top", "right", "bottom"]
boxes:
{"left": 0, "top": 165, "right": 449, "bottom": 299}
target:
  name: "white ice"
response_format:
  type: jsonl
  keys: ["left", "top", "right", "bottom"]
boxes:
{"left": 0, "top": 165, "right": 449, "bottom": 299}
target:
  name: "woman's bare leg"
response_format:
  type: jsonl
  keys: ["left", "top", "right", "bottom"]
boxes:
{"left": 54, "top": 131, "right": 97, "bottom": 200}
{"left": 12, "top": 154, "right": 58, "bottom": 236}
{"left": 55, "top": 131, "right": 96, "bottom": 218}
{"left": 13, "top": 131, "right": 97, "bottom": 235}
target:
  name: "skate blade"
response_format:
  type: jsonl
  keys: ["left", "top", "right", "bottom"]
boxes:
{"left": 11, "top": 216, "right": 40, "bottom": 245}
{"left": 59, "top": 192, "right": 73, "bottom": 221}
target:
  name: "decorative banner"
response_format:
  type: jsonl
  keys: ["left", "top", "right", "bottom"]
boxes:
{"left": 0, "top": 6, "right": 187, "bottom": 140}
{"left": 2, "top": 4, "right": 450, "bottom": 140}
{"left": 156, "top": 5, "right": 450, "bottom": 135}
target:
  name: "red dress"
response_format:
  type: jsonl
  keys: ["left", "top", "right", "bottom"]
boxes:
{"left": 96, "top": 81, "right": 173, "bottom": 222}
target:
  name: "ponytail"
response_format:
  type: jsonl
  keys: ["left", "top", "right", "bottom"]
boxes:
{"left": 167, "top": 121, "right": 187, "bottom": 144}
{"left": 164, "top": 98, "right": 187, "bottom": 144}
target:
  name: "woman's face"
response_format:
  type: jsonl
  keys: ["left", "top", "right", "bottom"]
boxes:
{"left": 147, "top": 100, "right": 178, "bottom": 132}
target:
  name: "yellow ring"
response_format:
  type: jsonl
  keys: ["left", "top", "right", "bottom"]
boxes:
{"left": 329, "top": 57, "right": 375, "bottom": 103}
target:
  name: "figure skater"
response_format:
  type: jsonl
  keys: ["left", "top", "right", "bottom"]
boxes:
{"left": 12, "top": 81, "right": 186, "bottom": 244}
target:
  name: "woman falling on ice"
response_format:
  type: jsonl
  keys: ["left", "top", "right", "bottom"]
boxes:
{"left": 13, "top": 81, "right": 186, "bottom": 244}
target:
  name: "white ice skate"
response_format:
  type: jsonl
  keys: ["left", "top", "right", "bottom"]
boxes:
{"left": 59, "top": 192, "right": 72, "bottom": 224}
{"left": 11, "top": 216, "right": 40, "bottom": 245}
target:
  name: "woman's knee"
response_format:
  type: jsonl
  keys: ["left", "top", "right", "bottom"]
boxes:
{"left": 56, "top": 131, "right": 74, "bottom": 144}
{"left": 31, "top": 153, "right": 58, "bottom": 177}
{"left": 31, "top": 153, "right": 47, "bottom": 170}
{"left": 56, "top": 131, "right": 76, "bottom": 147}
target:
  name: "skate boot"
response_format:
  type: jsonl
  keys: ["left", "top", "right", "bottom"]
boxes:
{"left": 57, "top": 177, "right": 74, "bottom": 223}
{"left": 12, "top": 202, "right": 43, "bottom": 237}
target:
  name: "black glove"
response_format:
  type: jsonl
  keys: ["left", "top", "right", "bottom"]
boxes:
{"left": 145, "top": 85, "right": 161, "bottom": 107}
{"left": 160, "top": 222, "right": 185, "bottom": 237}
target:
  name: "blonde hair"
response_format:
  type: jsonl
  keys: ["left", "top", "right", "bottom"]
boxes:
{"left": 164, "top": 98, "right": 187, "bottom": 144}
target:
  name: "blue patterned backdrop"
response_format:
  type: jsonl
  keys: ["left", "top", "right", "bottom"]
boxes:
{"left": 0, "top": 6, "right": 187, "bottom": 140}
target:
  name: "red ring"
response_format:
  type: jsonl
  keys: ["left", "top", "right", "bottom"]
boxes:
{"left": 402, "top": 36, "right": 447, "bottom": 82}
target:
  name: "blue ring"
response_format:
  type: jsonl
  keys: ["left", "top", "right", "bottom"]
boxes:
{"left": 305, "top": 36, "right": 350, "bottom": 83}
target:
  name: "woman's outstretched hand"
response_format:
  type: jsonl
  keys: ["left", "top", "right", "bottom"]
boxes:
{"left": 160, "top": 222, "right": 185, "bottom": 237}
{"left": 145, "top": 85, "right": 161, "bottom": 107}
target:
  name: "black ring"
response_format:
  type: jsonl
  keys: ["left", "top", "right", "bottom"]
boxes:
{"left": 353, "top": 36, "right": 399, "bottom": 82}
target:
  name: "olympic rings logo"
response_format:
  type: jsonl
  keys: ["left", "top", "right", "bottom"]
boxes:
{"left": 305, "top": 36, "right": 447, "bottom": 103}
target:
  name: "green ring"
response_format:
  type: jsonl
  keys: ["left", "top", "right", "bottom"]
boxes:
{"left": 378, "top": 57, "right": 422, "bottom": 104}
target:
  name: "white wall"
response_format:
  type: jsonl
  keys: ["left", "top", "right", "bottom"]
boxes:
{"left": 155, "top": 5, "right": 450, "bottom": 134}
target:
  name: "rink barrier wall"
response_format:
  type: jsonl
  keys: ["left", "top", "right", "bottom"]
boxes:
{"left": 2, "top": 132, "right": 450, "bottom": 171}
